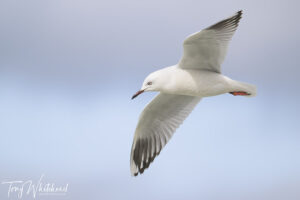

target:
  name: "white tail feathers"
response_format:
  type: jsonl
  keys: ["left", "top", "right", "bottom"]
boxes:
{"left": 231, "top": 80, "right": 257, "bottom": 97}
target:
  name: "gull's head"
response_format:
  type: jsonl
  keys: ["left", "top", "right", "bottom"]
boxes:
{"left": 132, "top": 71, "right": 165, "bottom": 99}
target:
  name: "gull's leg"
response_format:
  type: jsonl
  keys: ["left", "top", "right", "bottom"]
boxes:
{"left": 229, "top": 91, "right": 251, "bottom": 96}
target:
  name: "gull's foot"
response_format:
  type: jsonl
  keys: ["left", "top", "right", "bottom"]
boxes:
{"left": 229, "top": 91, "right": 251, "bottom": 96}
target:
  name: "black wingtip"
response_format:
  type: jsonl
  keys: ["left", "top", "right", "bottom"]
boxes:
{"left": 236, "top": 10, "right": 243, "bottom": 19}
{"left": 132, "top": 150, "right": 161, "bottom": 177}
{"left": 235, "top": 10, "right": 243, "bottom": 24}
{"left": 206, "top": 10, "right": 243, "bottom": 31}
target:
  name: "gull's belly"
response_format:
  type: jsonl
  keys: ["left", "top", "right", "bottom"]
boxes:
{"left": 169, "top": 69, "right": 231, "bottom": 97}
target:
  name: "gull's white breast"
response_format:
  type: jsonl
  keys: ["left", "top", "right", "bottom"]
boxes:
{"left": 160, "top": 66, "right": 232, "bottom": 97}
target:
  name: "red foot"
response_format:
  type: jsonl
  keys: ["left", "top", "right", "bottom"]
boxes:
{"left": 230, "top": 91, "right": 250, "bottom": 96}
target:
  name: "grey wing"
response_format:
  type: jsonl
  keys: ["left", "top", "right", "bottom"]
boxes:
{"left": 130, "top": 93, "right": 201, "bottom": 176}
{"left": 178, "top": 10, "right": 242, "bottom": 73}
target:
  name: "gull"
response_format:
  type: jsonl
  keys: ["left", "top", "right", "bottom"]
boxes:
{"left": 130, "top": 10, "right": 256, "bottom": 176}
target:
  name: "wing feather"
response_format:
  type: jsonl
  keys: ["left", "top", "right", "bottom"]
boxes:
{"left": 130, "top": 93, "right": 201, "bottom": 176}
{"left": 178, "top": 10, "right": 242, "bottom": 73}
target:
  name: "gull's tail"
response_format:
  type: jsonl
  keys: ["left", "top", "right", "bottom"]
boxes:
{"left": 230, "top": 80, "right": 257, "bottom": 97}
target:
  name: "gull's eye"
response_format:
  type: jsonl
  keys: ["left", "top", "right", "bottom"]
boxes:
{"left": 147, "top": 81, "right": 152, "bottom": 85}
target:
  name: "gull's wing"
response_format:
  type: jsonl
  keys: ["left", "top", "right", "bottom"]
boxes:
{"left": 130, "top": 93, "right": 201, "bottom": 176}
{"left": 178, "top": 10, "right": 242, "bottom": 73}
